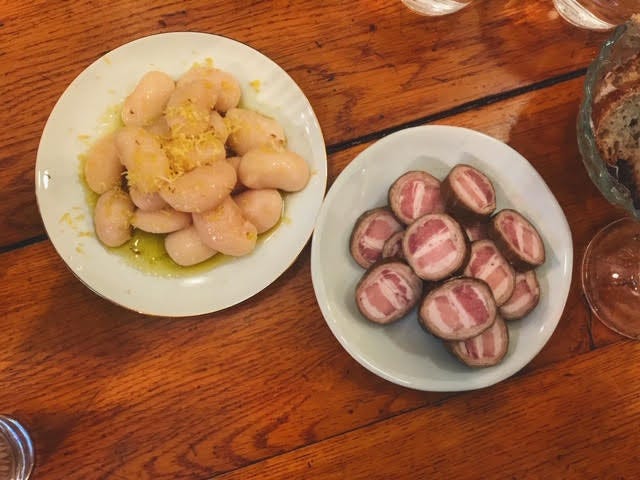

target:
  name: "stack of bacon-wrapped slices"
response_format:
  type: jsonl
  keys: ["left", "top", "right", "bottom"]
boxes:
{"left": 350, "top": 164, "right": 546, "bottom": 368}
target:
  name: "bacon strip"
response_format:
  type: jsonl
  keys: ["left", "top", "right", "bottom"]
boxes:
{"left": 388, "top": 171, "right": 444, "bottom": 225}
{"left": 489, "top": 209, "right": 545, "bottom": 271}
{"left": 441, "top": 164, "right": 496, "bottom": 221}
{"left": 463, "top": 239, "right": 516, "bottom": 306}
{"left": 419, "top": 277, "right": 497, "bottom": 340}
{"left": 356, "top": 260, "right": 423, "bottom": 324}
{"left": 448, "top": 315, "right": 509, "bottom": 367}
{"left": 499, "top": 270, "right": 540, "bottom": 320}
{"left": 463, "top": 219, "right": 490, "bottom": 242}
{"left": 381, "top": 231, "right": 405, "bottom": 260}
{"left": 403, "top": 213, "right": 468, "bottom": 281}
{"left": 350, "top": 208, "right": 403, "bottom": 269}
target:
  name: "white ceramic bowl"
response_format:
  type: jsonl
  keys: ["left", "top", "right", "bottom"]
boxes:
{"left": 311, "top": 126, "right": 572, "bottom": 391}
{"left": 35, "top": 32, "right": 327, "bottom": 317}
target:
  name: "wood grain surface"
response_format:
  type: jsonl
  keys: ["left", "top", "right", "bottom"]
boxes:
{"left": 1, "top": 76, "right": 630, "bottom": 478}
{"left": 0, "top": 0, "right": 608, "bottom": 248}
{"left": 1, "top": 1, "right": 635, "bottom": 479}
{"left": 214, "top": 340, "right": 640, "bottom": 480}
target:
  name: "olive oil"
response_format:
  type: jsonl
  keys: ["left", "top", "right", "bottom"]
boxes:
{"left": 112, "top": 229, "right": 231, "bottom": 277}
{"left": 77, "top": 93, "right": 290, "bottom": 279}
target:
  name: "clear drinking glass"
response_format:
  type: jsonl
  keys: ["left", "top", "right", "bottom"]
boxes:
{"left": 0, "top": 416, "right": 34, "bottom": 480}
{"left": 402, "top": 0, "right": 472, "bottom": 16}
{"left": 553, "top": 0, "right": 638, "bottom": 31}
{"left": 578, "top": 21, "right": 640, "bottom": 338}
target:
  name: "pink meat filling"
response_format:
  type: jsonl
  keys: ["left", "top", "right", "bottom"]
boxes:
{"left": 452, "top": 283, "right": 489, "bottom": 325}
{"left": 416, "top": 239, "right": 456, "bottom": 270}
{"left": 358, "top": 216, "right": 399, "bottom": 263}
{"left": 360, "top": 268, "right": 412, "bottom": 319}
{"left": 383, "top": 232, "right": 404, "bottom": 258}
{"left": 458, "top": 172, "right": 487, "bottom": 208}
{"left": 465, "top": 222, "right": 489, "bottom": 242}
{"left": 463, "top": 324, "right": 496, "bottom": 359}
{"left": 500, "top": 213, "right": 539, "bottom": 261}
{"left": 435, "top": 295, "right": 463, "bottom": 331}
{"left": 508, "top": 276, "right": 530, "bottom": 303}
{"left": 463, "top": 168, "right": 494, "bottom": 206}
{"left": 407, "top": 218, "right": 447, "bottom": 254}
{"left": 399, "top": 181, "right": 443, "bottom": 221}
{"left": 484, "top": 266, "right": 509, "bottom": 291}
{"left": 431, "top": 284, "right": 489, "bottom": 332}
{"left": 467, "top": 244, "right": 494, "bottom": 276}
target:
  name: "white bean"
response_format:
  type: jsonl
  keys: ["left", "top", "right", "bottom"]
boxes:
{"left": 165, "top": 225, "right": 217, "bottom": 266}
{"left": 234, "top": 189, "right": 283, "bottom": 234}
{"left": 238, "top": 148, "right": 310, "bottom": 192}
{"left": 129, "top": 186, "right": 168, "bottom": 211}
{"left": 115, "top": 126, "right": 170, "bottom": 193}
{"left": 121, "top": 71, "right": 175, "bottom": 127}
{"left": 177, "top": 64, "right": 219, "bottom": 87}
{"left": 84, "top": 132, "right": 123, "bottom": 194}
{"left": 131, "top": 207, "right": 191, "bottom": 234}
{"left": 144, "top": 116, "right": 171, "bottom": 137}
{"left": 209, "top": 110, "right": 229, "bottom": 144}
{"left": 165, "top": 79, "right": 217, "bottom": 136}
{"left": 161, "top": 132, "right": 225, "bottom": 173}
{"left": 225, "top": 156, "right": 244, "bottom": 193}
{"left": 192, "top": 197, "right": 257, "bottom": 256}
{"left": 94, "top": 188, "right": 134, "bottom": 247}
{"left": 225, "top": 108, "right": 286, "bottom": 155}
{"left": 160, "top": 162, "right": 236, "bottom": 213}
{"left": 178, "top": 65, "right": 241, "bottom": 113}
{"left": 213, "top": 70, "right": 242, "bottom": 113}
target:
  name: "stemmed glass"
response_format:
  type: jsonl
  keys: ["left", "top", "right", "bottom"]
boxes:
{"left": 553, "top": 0, "right": 637, "bottom": 31}
{"left": 0, "top": 415, "right": 34, "bottom": 480}
{"left": 578, "top": 21, "right": 640, "bottom": 338}
{"left": 401, "top": 0, "right": 472, "bottom": 16}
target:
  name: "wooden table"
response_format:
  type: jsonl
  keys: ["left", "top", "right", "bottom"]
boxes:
{"left": 2, "top": 1, "right": 638, "bottom": 478}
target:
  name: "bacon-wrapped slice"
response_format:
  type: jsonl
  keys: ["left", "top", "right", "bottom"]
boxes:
{"left": 499, "top": 270, "right": 540, "bottom": 320}
{"left": 441, "top": 164, "right": 496, "bottom": 221}
{"left": 402, "top": 213, "right": 468, "bottom": 281}
{"left": 463, "top": 239, "right": 516, "bottom": 306}
{"left": 349, "top": 208, "right": 403, "bottom": 269}
{"left": 419, "top": 277, "right": 497, "bottom": 341}
{"left": 448, "top": 314, "right": 509, "bottom": 367}
{"left": 489, "top": 209, "right": 545, "bottom": 271}
{"left": 463, "top": 218, "right": 490, "bottom": 242}
{"left": 381, "top": 231, "right": 405, "bottom": 260}
{"left": 388, "top": 171, "right": 444, "bottom": 225}
{"left": 355, "top": 260, "right": 423, "bottom": 324}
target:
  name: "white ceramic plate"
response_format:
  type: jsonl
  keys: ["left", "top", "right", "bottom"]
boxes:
{"left": 311, "top": 126, "right": 572, "bottom": 392}
{"left": 35, "top": 32, "right": 327, "bottom": 317}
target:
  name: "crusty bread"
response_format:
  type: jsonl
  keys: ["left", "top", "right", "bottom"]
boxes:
{"left": 594, "top": 86, "right": 640, "bottom": 209}
{"left": 594, "top": 53, "right": 640, "bottom": 105}
{"left": 593, "top": 15, "right": 640, "bottom": 209}
{"left": 617, "top": 150, "right": 640, "bottom": 208}
{"left": 593, "top": 15, "right": 640, "bottom": 122}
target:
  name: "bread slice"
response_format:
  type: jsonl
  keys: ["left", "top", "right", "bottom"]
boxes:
{"left": 594, "top": 85, "right": 640, "bottom": 208}
{"left": 593, "top": 15, "right": 640, "bottom": 209}
{"left": 593, "top": 15, "right": 640, "bottom": 128}
{"left": 617, "top": 152, "right": 640, "bottom": 209}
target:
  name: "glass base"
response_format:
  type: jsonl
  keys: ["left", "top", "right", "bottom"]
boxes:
{"left": 401, "top": 0, "right": 470, "bottom": 16}
{"left": 582, "top": 218, "right": 640, "bottom": 339}
{"left": 553, "top": 0, "right": 615, "bottom": 31}
{"left": 0, "top": 416, "right": 34, "bottom": 480}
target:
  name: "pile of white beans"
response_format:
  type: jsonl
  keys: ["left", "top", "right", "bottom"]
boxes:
{"left": 83, "top": 63, "right": 310, "bottom": 266}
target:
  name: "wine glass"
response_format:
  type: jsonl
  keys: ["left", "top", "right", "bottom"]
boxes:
{"left": 401, "top": 0, "right": 472, "bottom": 16}
{"left": 553, "top": 0, "right": 637, "bottom": 31}
{"left": 0, "top": 415, "right": 34, "bottom": 480}
{"left": 578, "top": 21, "right": 640, "bottom": 338}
